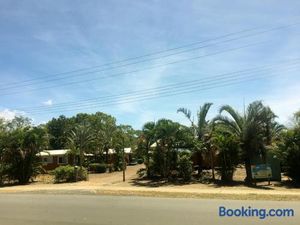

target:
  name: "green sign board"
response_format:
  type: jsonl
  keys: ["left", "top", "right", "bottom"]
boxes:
{"left": 251, "top": 164, "right": 272, "bottom": 179}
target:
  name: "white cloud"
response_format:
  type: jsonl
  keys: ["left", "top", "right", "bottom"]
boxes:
{"left": 264, "top": 84, "right": 300, "bottom": 125}
{"left": 116, "top": 100, "right": 137, "bottom": 113}
{"left": 0, "top": 109, "right": 25, "bottom": 121}
{"left": 42, "top": 99, "right": 53, "bottom": 106}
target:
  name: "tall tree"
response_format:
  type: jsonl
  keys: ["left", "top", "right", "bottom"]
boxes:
{"left": 177, "top": 103, "right": 215, "bottom": 177}
{"left": 47, "top": 115, "right": 74, "bottom": 149}
{"left": 213, "top": 101, "right": 278, "bottom": 183}
{"left": 67, "top": 124, "right": 94, "bottom": 169}
{"left": 138, "top": 122, "right": 156, "bottom": 177}
{"left": 2, "top": 118, "right": 48, "bottom": 184}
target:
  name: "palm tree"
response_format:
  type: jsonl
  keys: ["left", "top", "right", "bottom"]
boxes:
{"left": 213, "top": 100, "right": 278, "bottom": 183}
{"left": 155, "top": 119, "right": 182, "bottom": 177}
{"left": 67, "top": 124, "right": 94, "bottom": 169}
{"left": 139, "top": 122, "right": 156, "bottom": 177}
{"left": 177, "top": 103, "right": 215, "bottom": 178}
{"left": 97, "top": 117, "right": 117, "bottom": 164}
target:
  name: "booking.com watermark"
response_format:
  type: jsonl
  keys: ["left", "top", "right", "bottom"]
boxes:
{"left": 219, "top": 206, "right": 295, "bottom": 220}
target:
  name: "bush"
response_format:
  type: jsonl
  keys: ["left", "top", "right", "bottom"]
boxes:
{"left": 137, "top": 158, "right": 144, "bottom": 164}
{"left": 53, "top": 166, "right": 87, "bottom": 183}
{"left": 214, "top": 134, "right": 240, "bottom": 182}
{"left": 178, "top": 155, "right": 193, "bottom": 181}
{"left": 282, "top": 129, "right": 300, "bottom": 183}
{"left": 89, "top": 163, "right": 106, "bottom": 173}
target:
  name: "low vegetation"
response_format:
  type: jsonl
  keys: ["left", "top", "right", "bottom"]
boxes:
{"left": 89, "top": 163, "right": 107, "bottom": 173}
{"left": 52, "top": 165, "right": 88, "bottom": 183}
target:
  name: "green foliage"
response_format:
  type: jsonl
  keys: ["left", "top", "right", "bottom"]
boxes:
{"left": 178, "top": 154, "right": 193, "bottom": 181}
{"left": 214, "top": 133, "right": 240, "bottom": 181}
{"left": 177, "top": 103, "right": 214, "bottom": 176}
{"left": 139, "top": 119, "right": 194, "bottom": 179}
{"left": 53, "top": 165, "right": 87, "bottom": 183}
{"left": 281, "top": 122, "right": 300, "bottom": 183}
{"left": 137, "top": 158, "right": 144, "bottom": 164}
{"left": 47, "top": 115, "right": 74, "bottom": 149}
{"left": 2, "top": 121, "right": 48, "bottom": 184}
{"left": 113, "top": 148, "right": 124, "bottom": 171}
{"left": 213, "top": 101, "right": 282, "bottom": 183}
{"left": 67, "top": 124, "right": 94, "bottom": 168}
{"left": 89, "top": 163, "right": 107, "bottom": 173}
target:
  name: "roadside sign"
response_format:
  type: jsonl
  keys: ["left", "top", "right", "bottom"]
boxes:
{"left": 251, "top": 164, "right": 272, "bottom": 179}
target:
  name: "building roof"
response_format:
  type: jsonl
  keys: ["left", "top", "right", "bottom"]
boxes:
{"left": 37, "top": 148, "right": 132, "bottom": 156}
{"left": 38, "top": 149, "right": 68, "bottom": 156}
{"left": 103, "top": 147, "right": 132, "bottom": 154}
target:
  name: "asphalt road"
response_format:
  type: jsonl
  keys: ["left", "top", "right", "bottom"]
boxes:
{"left": 0, "top": 194, "right": 299, "bottom": 225}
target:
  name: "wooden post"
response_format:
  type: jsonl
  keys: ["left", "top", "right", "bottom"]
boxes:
{"left": 122, "top": 153, "right": 125, "bottom": 182}
{"left": 122, "top": 138, "right": 126, "bottom": 182}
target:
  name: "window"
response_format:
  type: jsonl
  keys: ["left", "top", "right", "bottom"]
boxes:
{"left": 58, "top": 156, "right": 67, "bottom": 164}
{"left": 42, "top": 157, "right": 52, "bottom": 164}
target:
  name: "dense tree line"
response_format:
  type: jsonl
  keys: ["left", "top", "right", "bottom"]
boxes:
{"left": 137, "top": 101, "right": 300, "bottom": 184}
{"left": 0, "top": 112, "right": 138, "bottom": 185}
{"left": 1, "top": 101, "right": 300, "bottom": 185}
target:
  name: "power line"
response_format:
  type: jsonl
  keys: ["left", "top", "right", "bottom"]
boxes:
{"left": 23, "top": 64, "right": 299, "bottom": 115}
{"left": 0, "top": 41, "right": 266, "bottom": 96}
{"left": 16, "top": 59, "right": 300, "bottom": 112}
{"left": 26, "top": 71, "right": 294, "bottom": 116}
{"left": 0, "top": 22, "right": 298, "bottom": 91}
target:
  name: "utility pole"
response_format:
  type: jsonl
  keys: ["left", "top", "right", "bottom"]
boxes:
{"left": 122, "top": 136, "right": 126, "bottom": 182}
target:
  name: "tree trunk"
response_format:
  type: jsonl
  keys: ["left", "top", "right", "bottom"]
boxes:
{"left": 197, "top": 152, "right": 203, "bottom": 175}
{"left": 146, "top": 146, "right": 150, "bottom": 178}
{"left": 209, "top": 148, "right": 215, "bottom": 180}
{"left": 245, "top": 157, "right": 252, "bottom": 184}
{"left": 79, "top": 149, "right": 83, "bottom": 169}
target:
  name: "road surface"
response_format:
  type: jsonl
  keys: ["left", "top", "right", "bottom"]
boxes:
{"left": 0, "top": 194, "right": 299, "bottom": 225}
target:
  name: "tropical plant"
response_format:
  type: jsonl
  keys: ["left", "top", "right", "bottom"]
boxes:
{"left": 213, "top": 132, "right": 240, "bottom": 181}
{"left": 67, "top": 124, "right": 94, "bottom": 169}
{"left": 280, "top": 111, "right": 300, "bottom": 183}
{"left": 95, "top": 115, "right": 117, "bottom": 163}
{"left": 3, "top": 124, "right": 48, "bottom": 184}
{"left": 138, "top": 121, "right": 156, "bottom": 177}
{"left": 281, "top": 129, "right": 300, "bottom": 183}
{"left": 139, "top": 119, "right": 193, "bottom": 179}
{"left": 178, "top": 153, "right": 193, "bottom": 181}
{"left": 213, "top": 101, "right": 280, "bottom": 183}
{"left": 177, "top": 103, "right": 215, "bottom": 178}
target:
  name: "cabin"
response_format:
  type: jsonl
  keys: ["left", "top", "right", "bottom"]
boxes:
{"left": 37, "top": 149, "right": 94, "bottom": 170}
{"left": 103, "top": 148, "right": 133, "bottom": 164}
{"left": 37, "top": 148, "right": 133, "bottom": 170}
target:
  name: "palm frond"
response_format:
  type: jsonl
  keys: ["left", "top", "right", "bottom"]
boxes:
{"left": 213, "top": 115, "right": 242, "bottom": 136}
{"left": 197, "top": 103, "right": 213, "bottom": 135}
{"left": 177, "top": 108, "right": 192, "bottom": 122}
{"left": 219, "top": 105, "right": 243, "bottom": 131}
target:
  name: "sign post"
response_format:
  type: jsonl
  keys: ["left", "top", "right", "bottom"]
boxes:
{"left": 251, "top": 164, "right": 272, "bottom": 185}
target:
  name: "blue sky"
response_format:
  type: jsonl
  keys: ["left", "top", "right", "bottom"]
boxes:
{"left": 0, "top": 0, "right": 300, "bottom": 129}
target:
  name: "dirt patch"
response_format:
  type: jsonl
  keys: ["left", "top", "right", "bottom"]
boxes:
{"left": 1, "top": 165, "right": 300, "bottom": 201}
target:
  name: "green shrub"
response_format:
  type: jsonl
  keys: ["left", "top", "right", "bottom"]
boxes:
{"left": 178, "top": 155, "right": 193, "bottom": 181}
{"left": 214, "top": 134, "right": 240, "bottom": 182}
{"left": 89, "top": 163, "right": 106, "bottom": 173}
{"left": 282, "top": 129, "right": 300, "bottom": 183}
{"left": 53, "top": 165, "right": 87, "bottom": 183}
{"left": 137, "top": 158, "right": 144, "bottom": 164}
